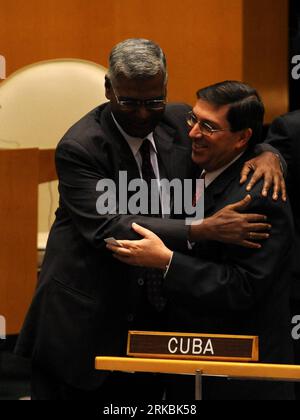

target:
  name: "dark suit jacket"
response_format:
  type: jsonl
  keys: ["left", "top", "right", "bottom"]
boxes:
{"left": 15, "top": 102, "right": 284, "bottom": 391}
{"left": 15, "top": 102, "right": 195, "bottom": 389}
{"left": 266, "top": 111, "right": 300, "bottom": 298}
{"left": 164, "top": 149, "right": 295, "bottom": 400}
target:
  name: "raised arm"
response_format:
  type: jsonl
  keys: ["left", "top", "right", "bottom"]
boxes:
{"left": 56, "top": 139, "right": 188, "bottom": 251}
{"left": 57, "top": 139, "right": 271, "bottom": 251}
{"left": 265, "top": 116, "right": 293, "bottom": 169}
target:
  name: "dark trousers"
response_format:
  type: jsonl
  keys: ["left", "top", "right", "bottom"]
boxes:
{"left": 31, "top": 364, "right": 164, "bottom": 401}
{"left": 30, "top": 294, "right": 168, "bottom": 401}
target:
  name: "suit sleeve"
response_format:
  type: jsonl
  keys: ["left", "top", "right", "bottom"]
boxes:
{"left": 164, "top": 193, "right": 293, "bottom": 313}
{"left": 56, "top": 138, "right": 189, "bottom": 251}
{"left": 265, "top": 117, "right": 293, "bottom": 170}
{"left": 254, "top": 141, "right": 287, "bottom": 175}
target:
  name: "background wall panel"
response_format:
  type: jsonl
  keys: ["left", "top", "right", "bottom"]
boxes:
{"left": 0, "top": 0, "right": 242, "bottom": 110}
{"left": 243, "top": 0, "right": 289, "bottom": 122}
{"left": 0, "top": 0, "right": 288, "bottom": 122}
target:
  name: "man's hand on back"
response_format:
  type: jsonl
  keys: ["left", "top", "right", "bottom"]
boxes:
{"left": 189, "top": 195, "right": 271, "bottom": 249}
{"left": 240, "top": 151, "right": 286, "bottom": 201}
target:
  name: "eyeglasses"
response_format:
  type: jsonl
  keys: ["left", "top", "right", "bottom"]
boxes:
{"left": 187, "top": 111, "right": 231, "bottom": 136}
{"left": 111, "top": 84, "right": 166, "bottom": 111}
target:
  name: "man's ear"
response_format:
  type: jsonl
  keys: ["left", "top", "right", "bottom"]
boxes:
{"left": 105, "top": 76, "right": 112, "bottom": 100}
{"left": 236, "top": 128, "right": 253, "bottom": 150}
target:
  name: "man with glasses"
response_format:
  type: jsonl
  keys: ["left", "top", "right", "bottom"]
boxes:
{"left": 187, "top": 110, "right": 232, "bottom": 135}
{"left": 108, "top": 81, "right": 295, "bottom": 400}
{"left": 16, "top": 39, "right": 286, "bottom": 400}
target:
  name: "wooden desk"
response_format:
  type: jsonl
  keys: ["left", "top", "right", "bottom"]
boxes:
{"left": 96, "top": 356, "right": 300, "bottom": 400}
{"left": 0, "top": 148, "right": 56, "bottom": 334}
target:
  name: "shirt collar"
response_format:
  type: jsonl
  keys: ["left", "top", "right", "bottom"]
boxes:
{"left": 203, "top": 152, "right": 244, "bottom": 188}
{"left": 111, "top": 113, "right": 157, "bottom": 158}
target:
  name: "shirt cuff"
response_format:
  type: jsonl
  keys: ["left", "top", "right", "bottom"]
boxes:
{"left": 163, "top": 252, "right": 174, "bottom": 278}
{"left": 187, "top": 240, "right": 195, "bottom": 250}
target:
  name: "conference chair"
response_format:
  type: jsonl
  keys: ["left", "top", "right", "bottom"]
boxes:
{"left": 0, "top": 58, "right": 107, "bottom": 334}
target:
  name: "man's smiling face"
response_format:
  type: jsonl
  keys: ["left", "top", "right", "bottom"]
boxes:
{"left": 189, "top": 99, "right": 250, "bottom": 172}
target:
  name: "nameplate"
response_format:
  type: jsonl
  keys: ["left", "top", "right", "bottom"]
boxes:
{"left": 127, "top": 331, "right": 259, "bottom": 362}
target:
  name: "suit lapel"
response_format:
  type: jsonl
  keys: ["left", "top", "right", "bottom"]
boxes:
{"left": 154, "top": 122, "right": 192, "bottom": 181}
{"left": 204, "top": 149, "right": 255, "bottom": 216}
{"left": 154, "top": 122, "right": 194, "bottom": 217}
{"left": 99, "top": 105, "right": 141, "bottom": 181}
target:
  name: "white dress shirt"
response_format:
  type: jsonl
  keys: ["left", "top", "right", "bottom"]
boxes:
{"left": 203, "top": 152, "right": 244, "bottom": 188}
{"left": 167, "top": 152, "right": 245, "bottom": 277}
{"left": 112, "top": 113, "right": 168, "bottom": 217}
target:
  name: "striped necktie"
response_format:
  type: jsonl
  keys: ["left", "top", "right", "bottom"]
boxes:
{"left": 139, "top": 138, "right": 161, "bottom": 216}
{"left": 192, "top": 171, "right": 206, "bottom": 207}
{"left": 139, "top": 138, "right": 166, "bottom": 312}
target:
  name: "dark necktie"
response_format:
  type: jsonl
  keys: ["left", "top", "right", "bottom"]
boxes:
{"left": 139, "top": 139, "right": 161, "bottom": 216}
{"left": 139, "top": 139, "right": 166, "bottom": 312}
{"left": 140, "top": 138, "right": 156, "bottom": 181}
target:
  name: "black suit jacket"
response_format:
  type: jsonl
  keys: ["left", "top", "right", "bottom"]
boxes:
{"left": 15, "top": 102, "right": 197, "bottom": 389}
{"left": 164, "top": 149, "right": 295, "bottom": 400}
{"left": 266, "top": 111, "right": 300, "bottom": 298}
{"left": 15, "top": 102, "right": 284, "bottom": 391}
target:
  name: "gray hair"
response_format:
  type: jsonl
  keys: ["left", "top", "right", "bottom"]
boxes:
{"left": 107, "top": 38, "right": 168, "bottom": 85}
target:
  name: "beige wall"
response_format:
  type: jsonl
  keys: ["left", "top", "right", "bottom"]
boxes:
{"left": 0, "top": 0, "right": 288, "bottom": 122}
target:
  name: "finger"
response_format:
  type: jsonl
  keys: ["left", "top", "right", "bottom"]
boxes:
{"left": 244, "top": 214, "right": 268, "bottom": 223}
{"left": 229, "top": 195, "right": 252, "bottom": 211}
{"left": 240, "top": 165, "right": 252, "bottom": 184}
{"left": 106, "top": 244, "right": 132, "bottom": 257}
{"left": 248, "top": 232, "right": 270, "bottom": 241}
{"left": 132, "top": 223, "right": 153, "bottom": 238}
{"left": 241, "top": 240, "right": 262, "bottom": 249}
{"left": 246, "top": 170, "right": 263, "bottom": 192}
{"left": 106, "top": 244, "right": 120, "bottom": 252}
{"left": 244, "top": 223, "right": 272, "bottom": 232}
{"left": 117, "top": 240, "right": 139, "bottom": 248}
{"left": 281, "top": 179, "right": 287, "bottom": 202}
{"left": 114, "top": 248, "right": 132, "bottom": 257}
{"left": 270, "top": 175, "right": 287, "bottom": 202}
{"left": 261, "top": 176, "right": 273, "bottom": 198}
{"left": 271, "top": 174, "right": 281, "bottom": 201}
